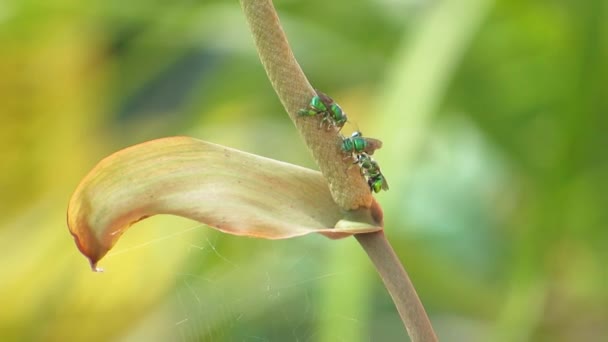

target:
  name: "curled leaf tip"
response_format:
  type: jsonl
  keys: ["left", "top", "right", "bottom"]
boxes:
{"left": 91, "top": 263, "right": 104, "bottom": 273}
{"left": 67, "top": 136, "right": 383, "bottom": 269}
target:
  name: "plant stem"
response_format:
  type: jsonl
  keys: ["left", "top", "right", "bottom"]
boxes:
{"left": 240, "top": 0, "right": 372, "bottom": 210}
{"left": 240, "top": 0, "right": 437, "bottom": 340}
{"left": 356, "top": 231, "right": 438, "bottom": 342}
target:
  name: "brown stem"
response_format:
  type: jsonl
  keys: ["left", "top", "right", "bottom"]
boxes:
{"left": 240, "top": 0, "right": 372, "bottom": 210}
{"left": 356, "top": 231, "right": 438, "bottom": 341}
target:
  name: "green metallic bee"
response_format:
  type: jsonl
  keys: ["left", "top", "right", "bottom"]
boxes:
{"left": 355, "top": 153, "right": 389, "bottom": 193}
{"left": 298, "top": 91, "right": 348, "bottom": 130}
{"left": 341, "top": 131, "right": 383, "bottom": 158}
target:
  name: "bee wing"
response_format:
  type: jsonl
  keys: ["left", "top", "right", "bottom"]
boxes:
{"left": 375, "top": 167, "right": 389, "bottom": 191}
{"left": 315, "top": 90, "right": 335, "bottom": 107}
{"left": 363, "top": 137, "right": 383, "bottom": 155}
{"left": 382, "top": 176, "right": 389, "bottom": 191}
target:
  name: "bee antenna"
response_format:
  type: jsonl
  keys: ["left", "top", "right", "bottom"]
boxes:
{"left": 344, "top": 121, "right": 361, "bottom": 134}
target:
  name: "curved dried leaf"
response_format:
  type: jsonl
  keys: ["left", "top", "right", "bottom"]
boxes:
{"left": 68, "top": 137, "right": 382, "bottom": 270}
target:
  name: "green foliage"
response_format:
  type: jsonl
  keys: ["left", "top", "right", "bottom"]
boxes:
{"left": 1, "top": 0, "right": 606, "bottom": 340}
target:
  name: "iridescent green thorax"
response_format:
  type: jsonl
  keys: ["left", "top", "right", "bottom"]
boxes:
{"left": 310, "top": 95, "right": 327, "bottom": 112}
{"left": 330, "top": 103, "right": 346, "bottom": 124}
{"left": 352, "top": 136, "right": 367, "bottom": 152}
{"left": 358, "top": 154, "right": 377, "bottom": 173}
{"left": 341, "top": 132, "right": 369, "bottom": 154}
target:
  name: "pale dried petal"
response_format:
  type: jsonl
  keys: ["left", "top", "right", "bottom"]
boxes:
{"left": 67, "top": 137, "right": 382, "bottom": 270}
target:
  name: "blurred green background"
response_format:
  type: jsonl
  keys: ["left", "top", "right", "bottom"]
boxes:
{"left": 1, "top": 0, "right": 607, "bottom": 341}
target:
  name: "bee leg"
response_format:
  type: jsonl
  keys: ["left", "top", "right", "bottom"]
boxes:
{"left": 319, "top": 115, "right": 328, "bottom": 129}
{"left": 298, "top": 106, "right": 315, "bottom": 116}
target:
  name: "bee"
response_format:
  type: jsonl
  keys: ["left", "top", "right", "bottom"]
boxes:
{"left": 354, "top": 153, "right": 389, "bottom": 193}
{"left": 298, "top": 90, "right": 347, "bottom": 130}
{"left": 341, "top": 131, "right": 382, "bottom": 158}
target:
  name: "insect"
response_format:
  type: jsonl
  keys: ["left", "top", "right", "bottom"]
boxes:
{"left": 298, "top": 91, "right": 348, "bottom": 130}
{"left": 341, "top": 131, "right": 383, "bottom": 158}
{"left": 355, "top": 153, "right": 389, "bottom": 193}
